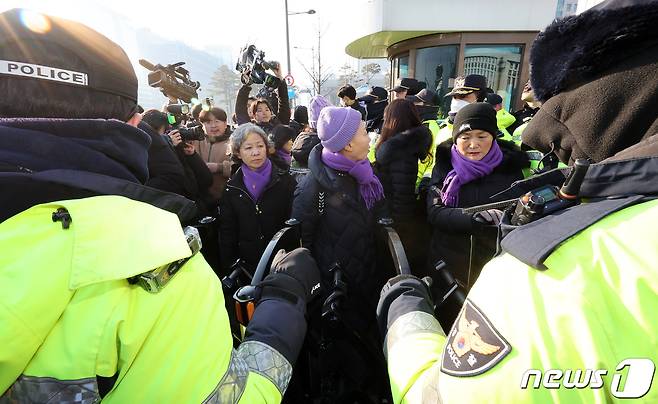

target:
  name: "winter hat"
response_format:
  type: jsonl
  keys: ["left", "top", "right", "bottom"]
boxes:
{"left": 293, "top": 105, "right": 309, "bottom": 124}
{"left": 530, "top": 0, "right": 658, "bottom": 103}
{"left": 445, "top": 74, "right": 488, "bottom": 97}
{"left": 410, "top": 88, "right": 438, "bottom": 105}
{"left": 452, "top": 102, "right": 498, "bottom": 141}
{"left": 317, "top": 107, "right": 362, "bottom": 153}
{"left": 523, "top": 0, "right": 658, "bottom": 164}
{"left": 269, "top": 124, "right": 295, "bottom": 150}
{"left": 309, "top": 95, "right": 332, "bottom": 128}
{"left": 485, "top": 93, "right": 503, "bottom": 106}
{"left": 0, "top": 9, "right": 137, "bottom": 103}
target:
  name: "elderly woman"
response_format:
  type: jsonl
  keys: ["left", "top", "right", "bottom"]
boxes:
{"left": 291, "top": 106, "right": 390, "bottom": 399}
{"left": 218, "top": 123, "right": 296, "bottom": 275}
{"left": 427, "top": 102, "right": 529, "bottom": 289}
{"left": 293, "top": 106, "right": 387, "bottom": 300}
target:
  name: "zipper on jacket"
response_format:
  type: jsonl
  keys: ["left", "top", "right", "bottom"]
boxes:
{"left": 52, "top": 208, "right": 72, "bottom": 229}
{"left": 226, "top": 184, "right": 258, "bottom": 208}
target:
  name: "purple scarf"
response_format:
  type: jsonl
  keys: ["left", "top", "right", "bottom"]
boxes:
{"left": 242, "top": 158, "right": 272, "bottom": 201}
{"left": 440, "top": 142, "right": 503, "bottom": 207}
{"left": 276, "top": 149, "right": 292, "bottom": 165}
{"left": 321, "top": 148, "right": 384, "bottom": 210}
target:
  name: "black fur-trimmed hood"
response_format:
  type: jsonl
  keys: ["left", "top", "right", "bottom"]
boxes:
{"left": 530, "top": 0, "right": 658, "bottom": 102}
{"left": 375, "top": 125, "right": 433, "bottom": 165}
{"left": 435, "top": 139, "right": 529, "bottom": 175}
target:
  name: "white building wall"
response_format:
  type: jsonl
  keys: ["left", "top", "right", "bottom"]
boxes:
{"left": 354, "top": 0, "right": 559, "bottom": 35}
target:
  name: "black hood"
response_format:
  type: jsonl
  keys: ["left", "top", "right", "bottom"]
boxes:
{"left": 0, "top": 118, "right": 151, "bottom": 183}
{"left": 0, "top": 118, "right": 198, "bottom": 223}
{"left": 376, "top": 125, "right": 432, "bottom": 165}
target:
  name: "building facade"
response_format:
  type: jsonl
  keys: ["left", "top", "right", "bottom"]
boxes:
{"left": 345, "top": 0, "right": 564, "bottom": 112}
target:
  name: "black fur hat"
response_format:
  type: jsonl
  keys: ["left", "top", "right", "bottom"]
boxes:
{"left": 530, "top": 0, "right": 658, "bottom": 103}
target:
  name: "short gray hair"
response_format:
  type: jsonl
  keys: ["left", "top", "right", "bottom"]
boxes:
{"left": 230, "top": 123, "right": 269, "bottom": 153}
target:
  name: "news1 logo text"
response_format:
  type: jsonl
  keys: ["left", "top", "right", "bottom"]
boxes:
{"left": 521, "top": 359, "right": 655, "bottom": 399}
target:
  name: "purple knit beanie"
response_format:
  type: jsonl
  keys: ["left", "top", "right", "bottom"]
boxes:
{"left": 309, "top": 95, "right": 332, "bottom": 129}
{"left": 317, "top": 106, "right": 362, "bottom": 153}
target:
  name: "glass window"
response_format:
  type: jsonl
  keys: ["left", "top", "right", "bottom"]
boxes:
{"left": 415, "top": 45, "right": 458, "bottom": 117}
{"left": 396, "top": 55, "right": 409, "bottom": 80}
{"left": 464, "top": 45, "right": 522, "bottom": 111}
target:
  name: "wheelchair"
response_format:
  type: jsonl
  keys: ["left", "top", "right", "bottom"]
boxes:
{"left": 220, "top": 218, "right": 467, "bottom": 403}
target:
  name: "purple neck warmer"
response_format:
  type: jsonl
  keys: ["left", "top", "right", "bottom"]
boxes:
{"left": 276, "top": 149, "right": 292, "bottom": 165}
{"left": 321, "top": 148, "right": 384, "bottom": 210}
{"left": 242, "top": 158, "right": 272, "bottom": 201}
{"left": 440, "top": 142, "right": 503, "bottom": 207}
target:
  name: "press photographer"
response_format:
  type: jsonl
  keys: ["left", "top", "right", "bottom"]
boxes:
{"left": 234, "top": 44, "right": 290, "bottom": 133}
{"left": 141, "top": 109, "right": 213, "bottom": 216}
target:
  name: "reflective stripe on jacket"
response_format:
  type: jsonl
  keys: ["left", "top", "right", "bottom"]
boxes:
{"left": 0, "top": 196, "right": 290, "bottom": 403}
{"left": 386, "top": 199, "right": 658, "bottom": 403}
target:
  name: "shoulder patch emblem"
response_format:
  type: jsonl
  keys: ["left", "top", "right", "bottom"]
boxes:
{"left": 441, "top": 299, "right": 511, "bottom": 377}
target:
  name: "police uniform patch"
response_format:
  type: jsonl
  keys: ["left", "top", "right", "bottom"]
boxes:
{"left": 441, "top": 299, "right": 511, "bottom": 377}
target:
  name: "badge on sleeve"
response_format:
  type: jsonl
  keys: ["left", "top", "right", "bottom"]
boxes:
{"left": 441, "top": 299, "right": 511, "bottom": 377}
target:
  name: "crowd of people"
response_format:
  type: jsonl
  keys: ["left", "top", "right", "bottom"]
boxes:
{"left": 1, "top": 0, "right": 657, "bottom": 403}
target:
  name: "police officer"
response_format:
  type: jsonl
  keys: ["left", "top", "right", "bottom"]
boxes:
{"left": 0, "top": 9, "right": 319, "bottom": 403}
{"left": 377, "top": 0, "right": 658, "bottom": 402}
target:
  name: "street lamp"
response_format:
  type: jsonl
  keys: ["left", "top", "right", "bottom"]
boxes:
{"left": 285, "top": 0, "right": 316, "bottom": 76}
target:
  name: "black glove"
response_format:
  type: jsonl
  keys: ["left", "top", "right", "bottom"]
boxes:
{"left": 258, "top": 248, "right": 321, "bottom": 305}
{"left": 377, "top": 274, "right": 435, "bottom": 343}
{"left": 472, "top": 209, "right": 504, "bottom": 226}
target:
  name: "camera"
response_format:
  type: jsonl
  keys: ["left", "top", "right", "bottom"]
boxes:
{"left": 139, "top": 59, "right": 201, "bottom": 103}
{"left": 178, "top": 124, "right": 205, "bottom": 142}
{"left": 166, "top": 103, "right": 190, "bottom": 116}
{"left": 235, "top": 44, "right": 281, "bottom": 89}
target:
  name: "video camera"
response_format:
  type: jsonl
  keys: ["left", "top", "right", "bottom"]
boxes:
{"left": 235, "top": 45, "right": 281, "bottom": 89}
{"left": 139, "top": 59, "right": 201, "bottom": 103}
{"left": 163, "top": 97, "right": 214, "bottom": 142}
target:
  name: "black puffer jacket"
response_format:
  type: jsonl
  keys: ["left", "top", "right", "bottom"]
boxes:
{"left": 375, "top": 125, "right": 432, "bottom": 218}
{"left": 218, "top": 163, "right": 296, "bottom": 274}
{"left": 291, "top": 144, "right": 388, "bottom": 306}
{"left": 291, "top": 130, "right": 321, "bottom": 168}
{"left": 138, "top": 122, "right": 189, "bottom": 196}
{"left": 427, "top": 139, "right": 529, "bottom": 288}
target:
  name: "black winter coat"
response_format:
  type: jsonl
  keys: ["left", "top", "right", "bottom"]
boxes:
{"left": 365, "top": 100, "right": 387, "bottom": 133}
{"left": 218, "top": 163, "right": 296, "bottom": 274}
{"left": 375, "top": 125, "right": 432, "bottom": 218}
{"left": 349, "top": 102, "right": 367, "bottom": 121}
{"left": 291, "top": 131, "right": 320, "bottom": 168}
{"left": 427, "top": 139, "right": 529, "bottom": 288}
{"left": 291, "top": 144, "right": 388, "bottom": 306}
{"left": 417, "top": 105, "right": 440, "bottom": 122}
{"left": 139, "top": 122, "right": 189, "bottom": 196}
